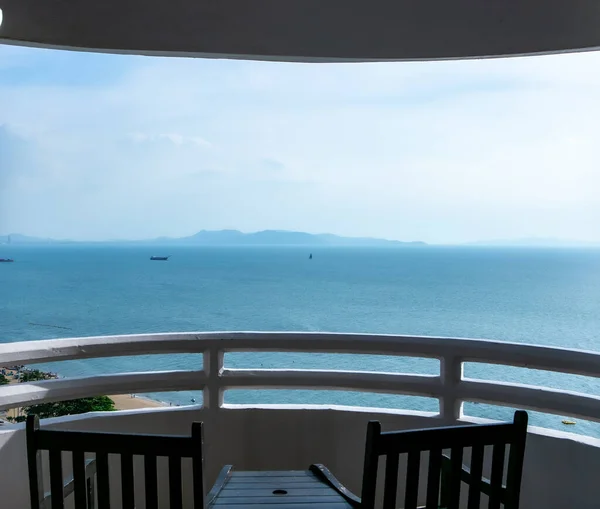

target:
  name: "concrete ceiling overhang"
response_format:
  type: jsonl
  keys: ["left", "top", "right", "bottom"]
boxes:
{"left": 0, "top": 0, "right": 599, "bottom": 61}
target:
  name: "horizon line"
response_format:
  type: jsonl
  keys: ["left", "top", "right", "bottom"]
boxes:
{"left": 2, "top": 230, "right": 600, "bottom": 247}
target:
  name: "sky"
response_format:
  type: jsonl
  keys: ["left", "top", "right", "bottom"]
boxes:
{"left": 1, "top": 45, "right": 600, "bottom": 243}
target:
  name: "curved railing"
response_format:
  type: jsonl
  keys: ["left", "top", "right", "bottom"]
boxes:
{"left": 1, "top": 332, "right": 600, "bottom": 423}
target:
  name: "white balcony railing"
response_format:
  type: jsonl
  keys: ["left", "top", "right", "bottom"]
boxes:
{"left": 1, "top": 332, "right": 600, "bottom": 425}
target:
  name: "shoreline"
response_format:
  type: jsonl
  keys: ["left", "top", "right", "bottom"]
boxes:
{"left": 1, "top": 366, "right": 170, "bottom": 419}
{"left": 109, "top": 393, "right": 168, "bottom": 411}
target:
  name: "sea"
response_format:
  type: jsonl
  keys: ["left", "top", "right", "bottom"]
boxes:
{"left": 2, "top": 245, "right": 600, "bottom": 437}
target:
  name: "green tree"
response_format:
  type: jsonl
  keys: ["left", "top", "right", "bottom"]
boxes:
{"left": 19, "top": 369, "right": 50, "bottom": 382}
{"left": 24, "top": 396, "right": 116, "bottom": 418}
{"left": 8, "top": 369, "right": 116, "bottom": 421}
{"left": 9, "top": 396, "right": 116, "bottom": 423}
{"left": 0, "top": 374, "right": 9, "bottom": 385}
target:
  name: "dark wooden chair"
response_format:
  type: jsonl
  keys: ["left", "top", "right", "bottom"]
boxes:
{"left": 26, "top": 414, "right": 231, "bottom": 509}
{"left": 311, "top": 410, "right": 528, "bottom": 509}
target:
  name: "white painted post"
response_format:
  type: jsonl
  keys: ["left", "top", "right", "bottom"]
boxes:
{"left": 440, "top": 355, "right": 463, "bottom": 421}
{"left": 203, "top": 347, "right": 224, "bottom": 410}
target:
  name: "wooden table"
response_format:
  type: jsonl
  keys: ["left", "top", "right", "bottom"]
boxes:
{"left": 209, "top": 469, "right": 357, "bottom": 508}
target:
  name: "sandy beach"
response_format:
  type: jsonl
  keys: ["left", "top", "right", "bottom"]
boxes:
{"left": 1, "top": 394, "right": 165, "bottom": 421}
{"left": 110, "top": 394, "right": 167, "bottom": 410}
{"left": 1, "top": 366, "right": 167, "bottom": 420}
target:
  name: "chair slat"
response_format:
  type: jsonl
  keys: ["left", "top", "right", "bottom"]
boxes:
{"left": 383, "top": 453, "right": 399, "bottom": 509}
{"left": 72, "top": 450, "right": 87, "bottom": 509}
{"left": 144, "top": 455, "right": 158, "bottom": 509}
{"left": 26, "top": 417, "right": 208, "bottom": 509}
{"left": 120, "top": 453, "right": 135, "bottom": 509}
{"left": 467, "top": 444, "right": 485, "bottom": 509}
{"left": 192, "top": 422, "right": 206, "bottom": 509}
{"left": 27, "top": 416, "right": 46, "bottom": 509}
{"left": 96, "top": 452, "right": 110, "bottom": 509}
{"left": 425, "top": 448, "right": 442, "bottom": 509}
{"left": 360, "top": 421, "right": 381, "bottom": 509}
{"left": 49, "top": 449, "right": 65, "bottom": 509}
{"left": 404, "top": 450, "right": 421, "bottom": 509}
{"left": 505, "top": 412, "right": 528, "bottom": 509}
{"left": 448, "top": 447, "right": 464, "bottom": 509}
{"left": 86, "top": 476, "right": 95, "bottom": 509}
{"left": 344, "top": 412, "right": 527, "bottom": 509}
{"left": 169, "top": 456, "right": 183, "bottom": 509}
{"left": 488, "top": 443, "right": 505, "bottom": 509}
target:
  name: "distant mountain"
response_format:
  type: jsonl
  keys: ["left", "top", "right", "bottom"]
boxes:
{"left": 0, "top": 233, "right": 69, "bottom": 244}
{"left": 466, "top": 237, "right": 600, "bottom": 247}
{"left": 150, "top": 230, "right": 426, "bottom": 247}
{"left": 7, "top": 231, "right": 599, "bottom": 247}
{"left": 1, "top": 230, "right": 426, "bottom": 247}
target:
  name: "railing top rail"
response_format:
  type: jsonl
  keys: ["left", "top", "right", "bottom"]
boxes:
{"left": 2, "top": 332, "right": 600, "bottom": 426}
{"left": 1, "top": 332, "right": 600, "bottom": 378}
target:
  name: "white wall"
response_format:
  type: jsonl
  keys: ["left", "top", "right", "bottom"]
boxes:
{"left": 1, "top": 406, "right": 598, "bottom": 508}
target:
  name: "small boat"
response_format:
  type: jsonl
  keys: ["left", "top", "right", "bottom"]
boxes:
{"left": 150, "top": 256, "right": 170, "bottom": 261}
{"left": 562, "top": 420, "right": 576, "bottom": 425}
{"left": 0, "top": 258, "right": 14, "bottom": 263}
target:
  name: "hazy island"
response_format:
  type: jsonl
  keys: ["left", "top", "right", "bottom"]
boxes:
{"left": 4, "top": 232, "right": 600, "bottom": 248}
{"left": 0, "top": 230, "right": 427, "bottom": 247}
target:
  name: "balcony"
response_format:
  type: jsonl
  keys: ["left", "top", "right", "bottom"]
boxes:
{"left": 0, "top": 332, "right": 599, "bottom": 508}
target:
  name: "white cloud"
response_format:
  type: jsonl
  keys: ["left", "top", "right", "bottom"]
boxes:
{"left": 129, "top": 132, "right": 212, "bottom": 147}
{"left": 1, "top": 49, "right": 600, "bottom": 242}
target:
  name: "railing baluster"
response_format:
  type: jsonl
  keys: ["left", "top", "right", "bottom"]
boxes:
{"left": 203, "top": 347, "right": 224, "bottom": 410}
{"left": 441, "top": 355, "right": 463, "bottom": 421}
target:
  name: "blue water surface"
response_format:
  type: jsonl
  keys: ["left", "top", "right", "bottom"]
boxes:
{"left": 1, "top": 245, "right": 600, "bottom": 435}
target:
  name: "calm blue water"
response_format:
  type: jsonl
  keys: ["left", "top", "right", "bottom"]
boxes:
{"left": 1, "top": 245, "right": 600, "bottom": 435}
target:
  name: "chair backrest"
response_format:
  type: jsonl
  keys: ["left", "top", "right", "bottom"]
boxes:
{"left": 360, "top": 410, "right": 528, "bottom": 509}
{"left": 26, "top": 414, "right": 205, "bottom": 509}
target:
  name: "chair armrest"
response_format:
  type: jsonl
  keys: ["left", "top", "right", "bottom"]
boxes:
{"left": 309, "top": 463, "right": 361, "bottom": 507}
{"left": 441, "top": 455, "right": 500, "bottom": 499}
{"left": 207, "top": 465, "right": 233, "bottom": 506}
